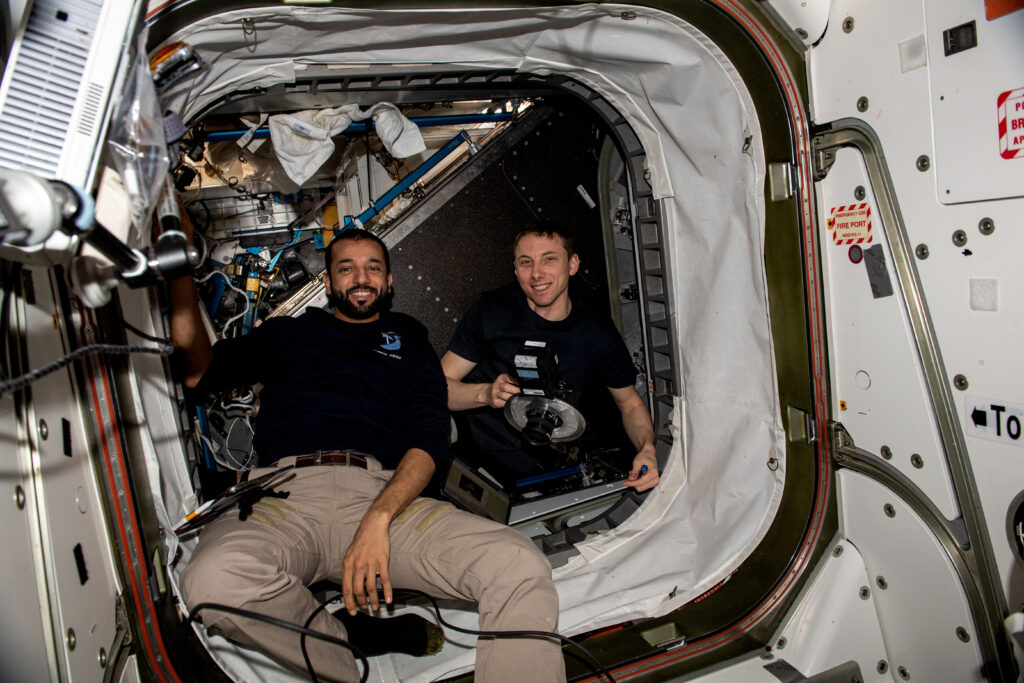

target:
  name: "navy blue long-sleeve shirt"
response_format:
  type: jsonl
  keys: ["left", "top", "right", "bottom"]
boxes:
{"left": 194, "top": 307, "right": 449, "bottom": 471}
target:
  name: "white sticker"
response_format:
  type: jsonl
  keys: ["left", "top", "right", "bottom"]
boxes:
{"left": 828, "top": 204, "right": 872, "bottom": 245}
{"left": 966, "top": 396, "right": 1024, "bottom": 447}
{"left": 998, "top": 87, "right": 1024, "bottom": 160}
{"left": 576, "top": 184, "right": 596, "bottom": 209}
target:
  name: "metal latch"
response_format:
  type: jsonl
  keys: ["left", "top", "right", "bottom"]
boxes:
{"left": 768, "top": 162, "right": 796, "bottom": 201}
{"left": 786, "top": 405, "right": 817, "bottom": 444}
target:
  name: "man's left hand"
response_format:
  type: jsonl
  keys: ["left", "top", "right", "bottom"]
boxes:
{"left": 625, "top": 446, "right": 659, "bottom": 492}
{"left": 342, "top": 511, "right": 393, "bottom": 615}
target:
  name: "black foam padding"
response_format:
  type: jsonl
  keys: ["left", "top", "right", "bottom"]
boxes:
{"left": 389, "top": 99, "right": 613, "bottom": 356}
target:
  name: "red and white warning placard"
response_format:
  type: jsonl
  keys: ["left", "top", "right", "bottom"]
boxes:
{"left": 998, "top": 87, "right": 1024, "bottom": 160}
{"left": 828, "top": 204, "right": 872, "bottom": 245}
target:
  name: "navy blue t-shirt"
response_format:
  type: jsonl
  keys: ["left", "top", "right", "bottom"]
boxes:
{"left": 447, "top": 285, "right": 636, "bottom": 474}
{"left": 194, "top": 308, "right": 449, "bottom": 470}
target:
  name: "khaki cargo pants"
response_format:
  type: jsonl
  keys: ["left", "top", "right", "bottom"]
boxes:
{"left": 180, "top": 459, "right": 565, "bottom": 682}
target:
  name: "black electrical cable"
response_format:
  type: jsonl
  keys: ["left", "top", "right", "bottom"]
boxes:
{"left": 393, "top": 588, "right": 618, "bottom": 683}
{"left": 0, "top": 343, "right": 173, "bottom": 397}
{"left": 185, "top": 602, "right": 369, "bottom": 683}
{"left": 120, "top": 318, "right": 172, "bottom": 345}
{"left": 187, "top": 588, "right": 616, "bottom": 683}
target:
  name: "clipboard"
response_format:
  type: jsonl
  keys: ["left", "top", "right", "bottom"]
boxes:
{"left": 173, "top": 465, "right": 296, "bottom": 535}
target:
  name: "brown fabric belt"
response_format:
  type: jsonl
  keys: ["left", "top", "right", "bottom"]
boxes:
{"left": 276, "top": 450, "right": 372, "bottom": 470}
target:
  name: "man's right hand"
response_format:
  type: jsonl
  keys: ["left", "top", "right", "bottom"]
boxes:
{"left": 485, "top": 373, "right": 521, "bottom": 408}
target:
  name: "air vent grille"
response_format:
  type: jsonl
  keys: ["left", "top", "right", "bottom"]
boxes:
{"left": 77, "top": 82, "right": 105, "bottom": 136}
{"left": 0, "top": 0, "right": 105, "bottom": 178}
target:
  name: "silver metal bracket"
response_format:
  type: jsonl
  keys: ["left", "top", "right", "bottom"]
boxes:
{"left": 786, "top": 405, "right": 817, "bottom": 444}
{"left": 101, "top": 596, "right": 134, "bottom": 683}
{"left": 811, "top": 136, "right": 837, "bottom": 180}
{"left": 768, "top": 162, "right": 796, "bottom": 201}
{"left": 830, "top": 421, "right": 856, "bottom": 465}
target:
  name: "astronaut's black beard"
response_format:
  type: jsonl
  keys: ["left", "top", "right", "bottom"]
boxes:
{"left": 328, "top": 284, "right": 394, "bottom": 320}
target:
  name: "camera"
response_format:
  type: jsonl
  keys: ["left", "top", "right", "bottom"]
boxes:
{"left": 504, "top": 341, "right": 585, "bottom": 446}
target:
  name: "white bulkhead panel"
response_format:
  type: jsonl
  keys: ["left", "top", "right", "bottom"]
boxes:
{"left": 817, "top": 147, "right": 959, "bottom": 520}
{"left": 764, "top": 0, "right": 830, "bottom": 45}
{"left": 839, "top": 470, "right": 985, "bottom": 682}
{"left": 807, "top": 0, "right": 1024, "bottom": 645}
{"left": 0, "top": 266, "right": 122, "bottom": 681}
{"left": 924, "top": 1, "right": 1024, "bottom": 203}
{"left": 675, "top": 541, "right": 891, "bottom": 681}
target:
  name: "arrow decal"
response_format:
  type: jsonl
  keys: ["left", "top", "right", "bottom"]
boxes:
{"left": 972, "top": 407, "right": 987, "bottom": 427}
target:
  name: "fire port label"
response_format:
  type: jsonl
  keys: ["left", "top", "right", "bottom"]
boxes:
{"left": 828, "top": 204, "right": 872, "bottom": 245}
{"left": 998, "top": 87, "right": 1024, "bottom": 160}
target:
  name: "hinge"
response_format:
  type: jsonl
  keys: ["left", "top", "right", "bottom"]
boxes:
{"left": 101, "top": 596, "right": 134, "bottom": 683}
{"left": 811, "top": 136, "right": 837, "bottom": 180}
{"left": 786, "top": 405, "right": 817, "bottom": 444}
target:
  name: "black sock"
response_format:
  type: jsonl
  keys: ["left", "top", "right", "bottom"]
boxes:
{"left": 335, "top": 610, "right": 443, "bottom": 657}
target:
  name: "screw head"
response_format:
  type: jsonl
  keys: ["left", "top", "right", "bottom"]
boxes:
{"left": 620, "top": 10, "right": 637, "bottom": 20}
{"left": 978, "top": 217, "right": 995, "bottom": 235}
{"left": 14, "top": 485, "right": 25, "bottom": 510}
{"left": 916, "top": 155, "right": 931, "bottom": 172}
{"left": 898, "top": 665, "right": 910, "bottom": 680}
{"left": 843, "top": 16, "right": 855, "bottom": 32}
{"left": 956, "top": 626, "right": 971, "bottom": 642}
{"left": 859, "top": 586, "right": 871, "bottom": 600}
{"left": 776, "top": 637, "right": 787, "bottom": 649}
{"left": 857, "top": 96, "right": 869, "bottom": 112}
{"left": 854, "top": 185, "right": 866, "bottom": 200}
{"left": 796, "top": 28, "right": 808, "bottom": 39}
{"left": 911, "top": 453, "right": 924, "bottom": 469}
{"left": 884, "top": 503, "right": 896, "bottom": 518}
{"left": 878, "top": 660, "right": 889, "bottom": 674}
{"left": 915, "top": 243, "right": 930, "bottom": 259}
{"left": 881, "top": 445, "right": 893, "bottom": 460}
{"left": 953, "top": 374, "right": 969, "bottom": 391}
{"left": 38, "top": 419, "right": 48, "bottom": 441}
{"left": 833, "top": 545, "right": 844, "bottom": 556}
{"left": 876, "top": 575, "right": 888, "bottom": 589}
{"left": 66, "top": 628, "right": 76, "bottom": 651}
{"left": 952, "top": 229, "right": 967, "bottom": 247}
{"left": 99, "top": 647, "right": 107, "bottom": 668}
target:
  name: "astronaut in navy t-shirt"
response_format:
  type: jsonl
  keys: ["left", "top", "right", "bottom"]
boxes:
{"left": 442, "top": 223, "right": 660, "bottom": 492}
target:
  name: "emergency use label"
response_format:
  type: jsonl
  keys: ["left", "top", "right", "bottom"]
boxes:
{"left": 828, "top": 204, "right": 872, "bottom": 245}
{"left": 998, "top": 87, "right": 1024, "bottom": 160}
{"left": 966, "top": 397, "right": 1024, "bottom": 448}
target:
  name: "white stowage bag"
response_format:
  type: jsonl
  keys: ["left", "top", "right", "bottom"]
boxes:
{"left": 268, "top": 102, "right": 425, "bottom": 185}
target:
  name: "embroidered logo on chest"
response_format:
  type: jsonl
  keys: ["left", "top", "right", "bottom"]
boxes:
{"left": 380, "top": 332, "right": 402, "bottom": 351}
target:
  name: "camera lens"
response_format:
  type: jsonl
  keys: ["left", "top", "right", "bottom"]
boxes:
{"left": 523, "top": 406, "right": 562, "bottom": 446}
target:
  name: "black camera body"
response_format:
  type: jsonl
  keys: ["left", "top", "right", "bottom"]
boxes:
{"left": 506, "top": 341, "right": 584, "bottom": 446}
